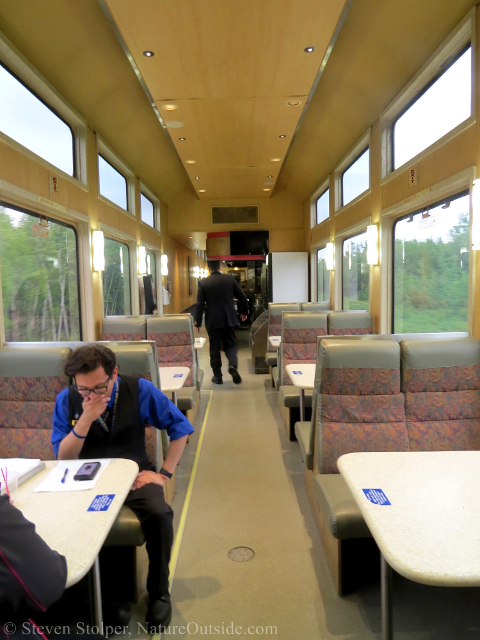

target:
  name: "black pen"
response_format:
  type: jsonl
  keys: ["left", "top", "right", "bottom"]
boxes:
{"left": 61, "top": 468, "right": 68, "bottom": 484}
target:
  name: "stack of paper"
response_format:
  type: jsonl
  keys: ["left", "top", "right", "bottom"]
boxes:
{"left": 0, "top": 458, "right": 45, "bottom": 486}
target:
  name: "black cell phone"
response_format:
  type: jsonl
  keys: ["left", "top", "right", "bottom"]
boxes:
{"left": 74, "top": 461, "right": 101, "bottom": 481}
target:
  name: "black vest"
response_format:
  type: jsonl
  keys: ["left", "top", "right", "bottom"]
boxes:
{"left": 68, "top": 376, "right": 153, "bottom": 471}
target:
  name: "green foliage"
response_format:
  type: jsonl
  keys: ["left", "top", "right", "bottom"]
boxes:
{"left": 102, "top": 237, "right": 131, "bottom": 316}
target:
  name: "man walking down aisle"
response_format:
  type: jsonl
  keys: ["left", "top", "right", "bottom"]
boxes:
{"left": 194, "top": 260, "right": 248, "bottom": 385}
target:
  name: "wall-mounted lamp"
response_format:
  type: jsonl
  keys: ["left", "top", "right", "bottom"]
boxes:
{"left": 161, "top": 254, "right": 169, "bottom": 276}
{"left": 366, "top": 224, "right": 379, "bottom": 265}
{"left": 138, "top": 245, "right": 147, "bottom": 275}
{"left": 92, "top": 230, "right": 105, "bottom": 271}
{"left": 472, "top": 180, "right": 480, "bottom": 250}
{"left": 193, "top": 266, "right": 200, "bottom": 279}
{"left": 326, "top": 242, "right": 334, "bottom": 271}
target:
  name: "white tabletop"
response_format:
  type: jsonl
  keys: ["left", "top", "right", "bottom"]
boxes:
{"left": 268, "top": 336, "right": 281, "bottom": 347}
{"left": 15, "top": 458, "right": 138, "bottom": 588}
{"left": 194, "top": 337, "right": 206, "bottom": 349}
{"left": 159, "top": 366, "right": 190, "bottom": 393}
{"left": 285, "top": 364, "right": 316, "bottom": 390}
{"left": 338, "top": 451, "right": 480, "bottom": 587}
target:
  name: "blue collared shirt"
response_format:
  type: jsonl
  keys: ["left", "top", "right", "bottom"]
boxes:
{"left": 51, "top": 376, "right": 194, "bottom": 458}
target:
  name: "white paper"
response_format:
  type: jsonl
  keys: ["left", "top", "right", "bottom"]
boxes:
{"left": 33, "top": 459, "right": 111, "bottom": 493}
{"left": 0, "top": 458, "right": 44, "bottom": 487}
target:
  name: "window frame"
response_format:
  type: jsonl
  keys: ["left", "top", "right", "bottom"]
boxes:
{"left": 341, "top": 229, "right": 370, "bottom": 312}
{"left": 0, "top": 30, "right": 88, "bottom": 185}
{"left": 99, "top": 223, "right": 138, "bottom": 316}
{"left": 140, "top": 182, "right": 161, "bottom": 232}
{"left": 0, "top": 199, "right": 83, "bottom": 342}
{"left": 310, "top": 177, "right": 330, "bottom": 228}
{"left": 334, "top": 130, "right": 371, "bottom": 213}
{"left": 97, "top": 137, "right": 136, "bottom": 216}
{"left": 381, "top": 8, "right": 476, "bottom": 181}
{"left": 142, "top": 244, "right": 162, "bottom": 312}
{"left": 333, "top": 216, "right": 371, "bottom": 310}
{"left": 315, "top": 245, "right": 331, "bottom": 303}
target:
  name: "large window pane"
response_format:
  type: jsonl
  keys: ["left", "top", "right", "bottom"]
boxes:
{"left": 98, "top": 156, "right": 127, "bottom": 210}
{"left": 103, "top": 238, "right": 131, "bottom": 316}
{"left": 141, "top": 193, "right": 155, "bottom": 227}
{"left": 317, "top": 248, "right": 330, "bottom": 302}
{"left": 342, "top": 231, "right": 369, "bottom": 310}
{"left": 316, "top": 189, "right": 329, "bottom": 225}
{"left": 393, "top": 192, "right": 469, "bottom": 333}
{"left": 394, "top": 47, "right": 471, "bottom": 169}
{"left": 0, "top": 204, "right": 81, "bottom": 341}
{"left": 342, "top": 148, "right": 370, "bottom": 206}
{"left": 0, "top": 64, "right": 74, "bottom": 176}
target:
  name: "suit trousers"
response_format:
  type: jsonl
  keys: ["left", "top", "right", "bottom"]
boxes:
{"left": 207, "top": 326, "right": 238, "bottom": 376}
{"left": 124, "top": 482, "right": 174, "bottom": 598}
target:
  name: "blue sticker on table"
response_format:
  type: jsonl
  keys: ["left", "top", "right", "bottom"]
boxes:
{"left": 292, "top": 370, "right": 302, "bottom": 374}
{"left": 173, "top": 373, "right": 183, "bottom": 378}
{"left": 88, "top": 494, "right": 115, "bottom": 512}
{"left": 362, "top": 489, "right": 391, "bottom": 505}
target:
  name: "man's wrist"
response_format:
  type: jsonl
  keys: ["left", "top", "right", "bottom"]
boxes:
{"left": 159, "top": 467, "right": 173, "bottom": 479}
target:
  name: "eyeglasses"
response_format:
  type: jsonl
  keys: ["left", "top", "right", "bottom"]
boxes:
{"left": 74, "top": 376, "right": 112, "bottom": 397}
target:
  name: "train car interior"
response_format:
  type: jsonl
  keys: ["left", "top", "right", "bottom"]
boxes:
{"left": 1, "top": 1, "right": 480, "bottom": 638}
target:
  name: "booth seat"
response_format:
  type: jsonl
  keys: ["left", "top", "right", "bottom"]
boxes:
{"left": 265, "top": 303, "right": 301, "bottom": 385}
{"left": 250, "top": 310, "right": 269, "bottom": 374}
{"left": 102, "top": 315, "right": 147, "bottom": 341}
{"left": 327, "top": 310, "right": 373, "bottom": 336}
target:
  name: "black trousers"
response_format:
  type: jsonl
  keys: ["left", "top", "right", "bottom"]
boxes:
{"left": 207, "top": 326, "right": 238, "bottom": 377}
{"left": 124, "top": 482, "right": 174, "bottom": 598}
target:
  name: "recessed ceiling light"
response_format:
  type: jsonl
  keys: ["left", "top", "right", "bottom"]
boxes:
{"left": 179, "top": 137, "right": 186, "bottom": 141}
{"left": 304, "top": 46, "right": 316, "bottom": 53}
{"left": 263, "top": 188, "right": 271, "bottom": 191}
{"left": 185, "top": 160, "right": 196, "bottom": 164}
{"left": 270, "top": 158, "right": 281, "bottom": 162}
{"left": 199, "top": 189, "right": 206, "bottom": 193}
{"left": 143, "top": 50, "right": 154, "bottom": 57}
{"left": 162, "top": 104, "right": 178, "bottom": 111}
{"left": 279, "top": 134, "right": 286, "bottom": 138}
{"left": 286, "top": 100, "right": 302, "bottom": 107}
{"left": 267, "top": 175, "right": 273, "bottom": 178}
{"left": 189, "top": 236, "right": 193, "bottom": 239}
{"left": 195, "top": 176, "right": 200, "bottom": 180}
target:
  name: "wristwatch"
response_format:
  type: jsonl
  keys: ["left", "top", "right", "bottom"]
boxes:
{"left": 159, "top": 467, "right": 173, "bottom": 479}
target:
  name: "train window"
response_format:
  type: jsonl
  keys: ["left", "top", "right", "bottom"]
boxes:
{"left": 342, "top": 148, "right": 370, "bottom": 207}
{"left": 317, "top": 247, "right": 330, "bottom": 302}
{"left": 146, "top": 251, "right": 157, "bottom": 294}
{"left": 393, "top": 47, "right": 471, "bottom": 170}
{"left": 141, "top": 193, "right": 155, "bottom": 227}
{"left": 98, "top": 155, "right": 128, "bottom": 210}
{"left": 0, "top": 63, "right": 74, "bottom": 176}
{"left": 103, "top": 237, "right": 131, "bottom": 315}
{"left": 316, "top": 189, "right": 329, "bottom": 226}
{"left": 393, "top": 191, "right": 469, "bottom": 333}
{"left": 342, "top": 230, "right": 369, "bottom": 310}
{"left": 0, "top": 203, "right": 81, "bottom": 341}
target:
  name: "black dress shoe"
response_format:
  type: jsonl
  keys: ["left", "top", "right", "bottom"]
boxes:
{"left": 228, "top": 365, "right": 242, "bottom": 384}
{"left": 103, "top": 601, "right": 132, "bottom": 628}
{"left": 146, "top": 593, "right": 172, "bottom": 633}
{"left": 211, "top": 375, "right": 223, "bottom": 384}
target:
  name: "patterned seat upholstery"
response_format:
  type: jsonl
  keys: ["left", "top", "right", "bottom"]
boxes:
{"left": 317, "top": 339, "right": 408, "bottom": 474}
{"left": 265, "top": 303, "right": 301, "bottom": 371}
{"left": 102, "top": 316, "right": 146, "bottom": 342}
{"left": 0, "top": 347, "right": 70, "bottom": 459}
{"left": 280, "top": 312, "right": 327, "bottom": 386}
{"left": 401, "top": 337, "right": 480, "bottom": 451}
{"left": 301, "top": 302, "right": 330, "bottom": 312}
{"left": 327, "top": 311, "right": 373, "bottom": 336}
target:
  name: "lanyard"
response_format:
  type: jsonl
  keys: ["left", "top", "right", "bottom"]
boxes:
{"left": 96, "top": 381, "right": 119, "bottom": 433}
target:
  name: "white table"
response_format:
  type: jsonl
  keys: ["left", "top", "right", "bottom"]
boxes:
{"left": 338, "top": 451, "right": 480, "bottom": 640}
{"left": 159, "top": 366, "right": 190, "bottom": 406}
{"left": 15, "top": 458, "right": 138, "bottom": 631}
{"left": 268, "top": 335, "right": 281, "bottom": 348}
{"left": 194, "top": 337, "right": 206, "bottom": 349}
{"left": 285, "top": 363, "right": 316, "bottom": 421}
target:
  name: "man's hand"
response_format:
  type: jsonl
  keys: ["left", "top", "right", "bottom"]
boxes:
{"left": 81, "top": 393, "right": 110, "bottom": 423}
{"left": 131, "top": 470, "right": 168, "bottom": 491}
{"left": 195, "top": 326, "right": 200, "bottom": 333}
{"left": 240, "top": 314, "right": 248, "bottom": 321}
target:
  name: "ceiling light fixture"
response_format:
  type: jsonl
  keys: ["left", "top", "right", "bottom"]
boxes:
{"left": 185, "top": 160, "right": 196, "bottom": 164}
{"left": 263, "top": 188, "right": 271, "bottom": 191}
{"left": 143, "top": 51, "right": 154, "bottom": 57}
{"left": 286, "top": 100, "right": 301, "bottom": 107}
{"left": 270, "top": 158, "right": 281, "bottom": 162}
{"left": 162, "top": 104, "right": 178, "bottom": 111}
{"left": 199, "top": 189, "right": 206, "bottom": 193}
{"left": 195, "top": 176, "right": 200, "bottom": 180}
{"left": 304, "top": 46, "right": 316, "bottom": 53}
{"left": 189, "top": 236, "right": 193, "bottom": 239}
{"left": 279, "top": 135, "right": 286, "bottom": 138}
{"left": 267, "top": 175, "right": 273, "bottom": 178}
{"left": 179, "top": 137, "right": 186, "bottom": 141}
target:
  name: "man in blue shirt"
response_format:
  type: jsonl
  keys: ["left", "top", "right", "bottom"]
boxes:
{"left": 52, "top": 344, "right": 193, "bottom": 633}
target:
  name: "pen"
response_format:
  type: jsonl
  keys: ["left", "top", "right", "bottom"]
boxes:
{"left": 61, "top": 468, "right": 68, "bottom": 484}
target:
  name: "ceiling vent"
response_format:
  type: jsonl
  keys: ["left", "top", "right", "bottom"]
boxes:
{"left": 212, "top": 206, "right": 258, "bottom": 225}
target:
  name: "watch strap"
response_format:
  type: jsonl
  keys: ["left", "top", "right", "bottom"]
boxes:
{"left": 159, "top": 467, "right": 172, "bottom": 479}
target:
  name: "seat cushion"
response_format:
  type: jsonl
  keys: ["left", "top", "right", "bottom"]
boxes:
{"left": 314, "top": 474, "right": 371, "bottom": 540}
{"left": 265, "top": 352, "right": 277, "bottom": 367}
{"left": 278, "top": 386, "right": 313, "bottom": 408}
{"left": 177, "top": 385, "right": 196, "bottom": 411}
{"left": 294, "top": 421, "right": 313, "bottom": 470}
{"left": 104, "top": 506, "right": 145, "bottom": 546}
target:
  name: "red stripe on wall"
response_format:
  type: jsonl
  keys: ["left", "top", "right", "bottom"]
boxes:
{"left": 207, "top": 232, "right": 230, "bottom": 238}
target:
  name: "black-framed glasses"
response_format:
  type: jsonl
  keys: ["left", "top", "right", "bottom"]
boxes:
{"left": 74, "top": 376, "right": 112, "bottom": 397}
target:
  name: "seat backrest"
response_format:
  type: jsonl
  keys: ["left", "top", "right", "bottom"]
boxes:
{"left": 327, "top": 310, "right": 373, "bottom": 336}
{"left": 146, "top": 315, "right": 196, "bottom": 388}
{"left": 267, "top": 303, "right": 301, "bottom": 353}
{"left": 301, "top": 302, "right": 330, "bottom": 312}
{"left": 98, "top": 340, "right": 162, "bottom": 469}
{"left": 401, "top": 337, "right": 480, "bottom": 452}
{"left": 280, "top": 312, "right": 327, "bottom": 385}
{"left": 0, "top": 347, "right": 70, "bottom": 459}
{"left": 102, "top": 316, "right": 146, "bottom": 342}
{"left": 316, "top": 339, "right": 408, "bottom": 473}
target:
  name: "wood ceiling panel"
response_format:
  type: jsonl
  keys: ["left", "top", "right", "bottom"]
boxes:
{"left": 183, "top": 166, "right": 277, "bottom": 200}
{"left": 106, "top": 0, "right": 347, "bottom": 100}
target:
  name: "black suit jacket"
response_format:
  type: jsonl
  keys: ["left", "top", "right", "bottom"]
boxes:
{"left": 194, "top": 271, "right": 249, "bottom": 331}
